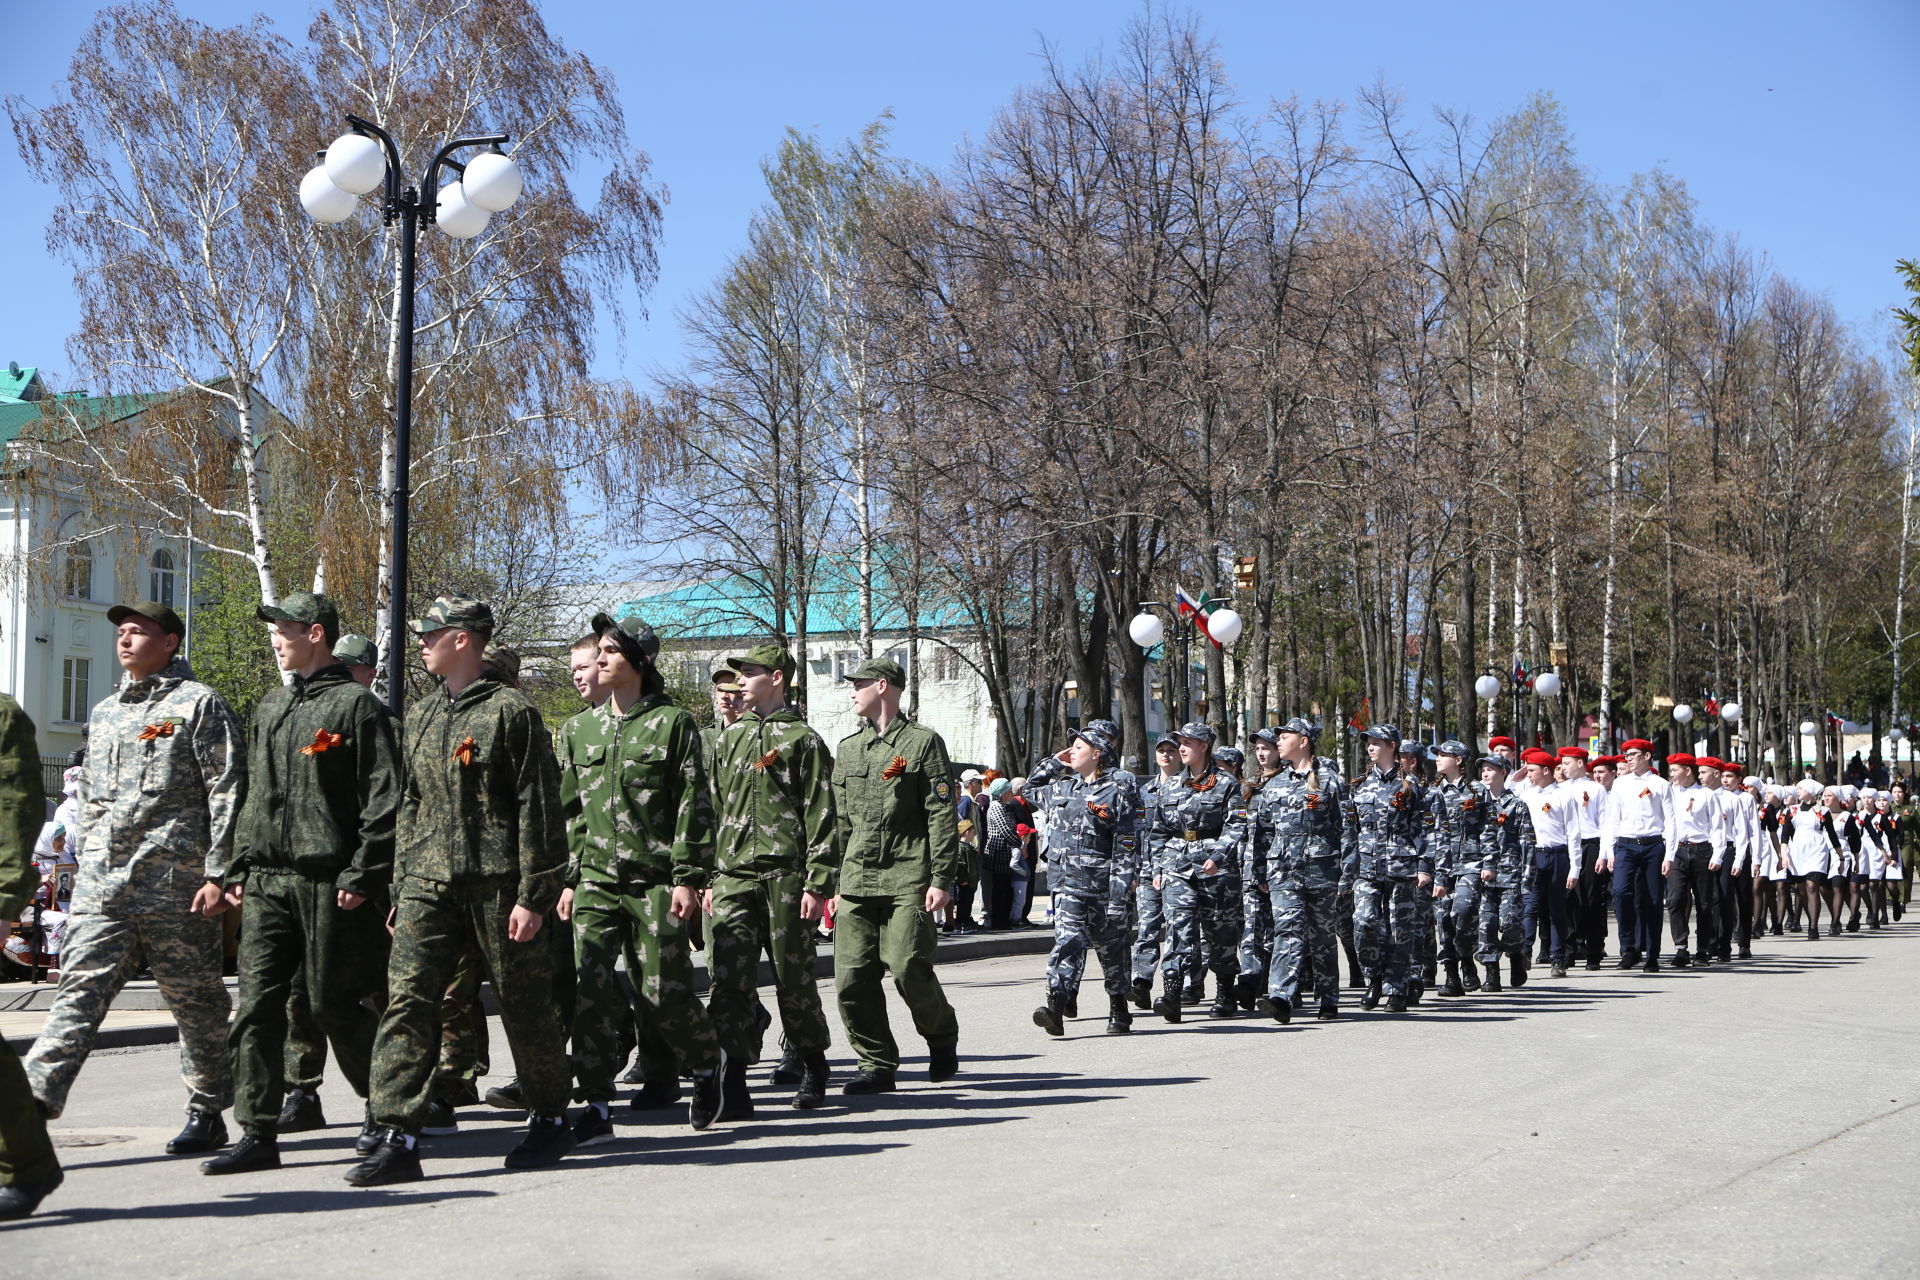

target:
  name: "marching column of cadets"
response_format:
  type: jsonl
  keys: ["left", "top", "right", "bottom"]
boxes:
{"left": 0, "top": 590, "right": 1908, "bottom": 1213}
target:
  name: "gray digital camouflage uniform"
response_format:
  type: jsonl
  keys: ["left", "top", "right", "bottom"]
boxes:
{"left": 1246, "top": 755, "right": 1352, "bottom": 1011}
{"left": 1427, "top": 777, "right": 1492, "bottom": 972}
{"left": 1027, "top": 753, "right": 1143, "bottom": 1001}
{"left": 1343, "top": 764, "right": 1430, "bottom": 999}
{"left": 27, "top": 656, "right": 244, "bottom": 1119}
{"left": 1478, "top": 788, "right": 1535, "bottom": 964}
{"left": 1148, "top": 766, "right": 1248, "bottom": 996}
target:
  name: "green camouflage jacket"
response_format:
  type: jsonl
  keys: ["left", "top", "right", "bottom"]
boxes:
{"left": 712, "top": 704, "right": 838, "bottom": 894}
{"left": 558, "top": 693, "right": 714, "bottom": 890}
{"left": 0, "top": 695, "right": 46, "bottom": 919}
{"left": 75, "top": 657, "right": 245, "bottom": 915}
{"left": 230, "top": 663, "right": 400, "bottom": 899}
{"left": 832, "top": 715, "right": 961, "bottom": 897}
{"left": 396, "top": 674, "right": 565, "bottom": 913}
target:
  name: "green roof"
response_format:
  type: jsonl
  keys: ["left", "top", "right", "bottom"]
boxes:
{"left": 621, "top": 549, "right": 980, "bottom": 642}
{"left": 0, "top": 391, "right": 164, "bottom": 447}
{"left": 0, "top": 365, "right": 40, "bottom": 403}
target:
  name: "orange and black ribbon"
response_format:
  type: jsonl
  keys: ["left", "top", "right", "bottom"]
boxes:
{"left": 752, "top": 749, "right": 780, "bottom": 772}
{"left": 881, "top": 755, "right": 908, "bottom": 780}
{"left": 1086, "top": 801, "right": 1112, "bottom": 821}
{"left": 136, "top": 722, "right": 175, "bottom": 741}
{"left": 453, "top": 736, "right": 477, "bottom": 767}
{"left": 1189, "top": 774, "right": 1217, "bottom": 792}
{"left": 299, "top": 729, "right": 344, "bottom": 756}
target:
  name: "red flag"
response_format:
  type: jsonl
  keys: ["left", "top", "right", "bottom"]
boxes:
{"left": 1348, "top": 696, "right": 1371, "bottom": 732}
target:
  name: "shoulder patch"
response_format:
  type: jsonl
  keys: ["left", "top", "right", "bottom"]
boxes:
{"left": 936, "top": 781, "right": 951, "bottom": 801}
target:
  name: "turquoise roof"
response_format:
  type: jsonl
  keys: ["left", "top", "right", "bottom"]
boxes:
{"left": 621, "top": 550, "right": 980, "bottom": 642}
{"left": 0, "top": 365, "right": 40, "bottom": 403}
{"left": 0, "top": 390, "right": 159, "bottom": 446}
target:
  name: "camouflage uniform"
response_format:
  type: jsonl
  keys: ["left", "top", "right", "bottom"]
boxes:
{"left": 367, "top": 618, "right": 572, "bottom": 1133}
{"left": 558, "top": 691, "right": 723, "bottom": 1103}
{"left": 1478, "top": 786, "right": 1535, "bottom": 965}
{"left": 1427, "top": 773, "right": 1492, "bottom": 978}
{"left": 0, "top": 697, "right": 58, "bottom": 1190}
{"left": 27, "top": 655, "right": 243, "bottom": 1119}
{"left": 1343, "top": 750, "right": 1430, "bottom": 1000}
{"left": 227, "top": 629, "right": 399, "bottom": 1135}
{"left": 1236, "top": 771, "right": 1280, "bottom": 997}
{"left": 1130, "top": 763, "right": 1178, "bottom": 994}
{"left": 832, "top": 667, "right": 961, "bottom": 1075}
{"left": 1148, "top": 728, "right": 1249, "bottom": 1004}
{"left": 1246, "top": 753, "right": 1351, "bottom": 1012}
{"left": 706, "top": 697, "right": 838, "bottom": 1064}
{"left": 1027, "top": 744, "right": 1143, "bottom": 1004}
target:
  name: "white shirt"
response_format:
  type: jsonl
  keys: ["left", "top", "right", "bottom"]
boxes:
{"left": 1720, "top": 786, "right": 1757, "bottom": 871}
{"left": 1513, "top": 778, "right": 1584, "bottom": 849}
{"left": 1671, "top": 783, "right": 1719, "bottom": 847}
{"left": 1564, "top": 776, "right": 1608, "bottom": 841}
{"left": 1599, "top": 769, "right": 1677, "bottom": 864}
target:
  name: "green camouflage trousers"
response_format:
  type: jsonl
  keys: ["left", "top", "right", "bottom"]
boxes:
{"left": 572, "top": 879, "right": 719, "bottom": 1102}
{"left": 835, "top": 892, "right": 958, "bottom": 1074}
{"left": 434, "top": 946, "right": 491, "bottom": 1098}
{"left": 368, "top": 876, "right": 570, "bottom": 1131}
{"left": 27, "top": 910, "right": 231, "bottom": 1118}
{"left": 284, "top": 985, "right": 327, "bottom": 1093}
{"left": 0, "top": 1036, "right": 57, "bottom": 1186}
{"left": 706, "top": 869, "right": 830, "bottom": 1062}
{"left": 229, "top": 870, "right": 389, "bottom": 1133}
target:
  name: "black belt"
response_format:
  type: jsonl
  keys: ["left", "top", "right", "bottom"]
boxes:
{"left": 1679, "top": 840, "right": 1711, "bottom": 852}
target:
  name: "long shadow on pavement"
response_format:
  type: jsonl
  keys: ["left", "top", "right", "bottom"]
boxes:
{"left": 7, "top": 1185, "right": 495, "bottom": 1228}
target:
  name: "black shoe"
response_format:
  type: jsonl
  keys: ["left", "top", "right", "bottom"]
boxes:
{"left": 441, "top": 1078, "right": 481, "bottom": 1109}
{"left": 1585, "top": 957, "right": 1602, "bottom": 971}
{"left": 505, "top": 1115, "right": 577, "bottom": 1169}
{"left": 570, "top": 1104, "right": 616, "bottom": 1148}
{"left": 618, "top": 1059, "right": 650, "bottom": 1086}
{"left": 166, "top": 1108, "right": 228, "bottom": 1155}
{"left": 1234, "top": 973, "right": 1261, "bottom": 1011}
{"left": 768, "top": 1047, "right": 805, "bottom": 1087}
{"left": 276, "top": 1089, "right": 326, "bottom": 1134}
{"left": 1643, "top": 956, "right": 1661, "bottom": 973}
{"left": 1440, "top": 972, "right": 1465, "bottom": 997}
{"left": 344, "top": 1130, "right": 422, "bottom": 1186}
{"left": 1771, "top": 924, "right": 1785, "bottom": 935}
{"left": 688, "top": 1054, "right": 726, "bottom": 1131}
{"left": 1359, "top": 978, "right": 1382, "bottom": 1010}
{"left": 420, "top": 1100, "right": 458, "bottom": 1136}
{"left": 354, "top": 1110, "right": 382, "bottom": 1156}
{"left": 928, "top": 1041, "right": 959, "bottom": 1083}
{"left": 1847, "top": 918, "right": 1861, "bottom": 933}
{"left": 0, "top": 1169, "right": 62, "bottom": 1221}
{"left": 1253, "top": 994, "right": 1292, "bottom": 1024}
{"left": 1483, "top": 963, "right": 1502, "bottom": 993}
{"left": 1033, "top": 993, "right": 1065, "bottom": 1037}
{"left": 1152, "top": 993, "right": 1182, "bottom": 1023}
{"left": 1315, "top": 1003, "right": 1337, "bottom": 1021}
{"left": 628, "top": 1079, "right": 684, "bottom": 1111}
{"left": 1550, "top": 962, "right": 1568, "bottom": 979}
{"left": 1695, "top": 953, "right": 1714, "bottom": 968}
{"left": 1807, "top": 926, "right": 1819, "bottom": 941}
{"left": 484, "top": 1080, "right": 526, "bottom": 1110}
{"left": 1207, "top": 993, "right": 1237, "bottom": 1019}
{"left": 842, "top": 1068, "right": 897, "bottom": 1096}
{"left": 1386, "top": 992, "right": 1408, "bottom": 1013}
{"left": 1129, "top": 979, "right": 1152, "bottom": 1011}
{"left": 1738, "top": 945, "right": 1753, "bottom": 959}
{"left": 1106, "top": 995, "right": 1134, "bottom": 1035}
{"left": 1510, "top": 954, "right": 1529, "bottom": 988}
{"left": 1183, "top": 981, "right": 1204, "bottom": 1005}
{"left": 1063, "top": 993, "right": 1079, "bottom": 1019}
{"left": 1672, "top": 948, "right": 1690, "bottom": 968}
{"left": 200, "top": 1132, "right": 279, "bottom": 1175}
{"left": 793, "top": 1051, "right": 830, "bottom": 1108}
{"left": 1534, "top": 949, "right": 1550, "bottom": 966}
{"left": 1406, "top": 979, "right": 1424, "bottom": 1005}
{"left": 715, "top": 1059, "right": 755, "bottom": 1122}
{"left": 1617, "top": 952, "right": 1639, "bottom": 970}
{"left": 1461, "top": 966, "right": 1482, "bottom": 993}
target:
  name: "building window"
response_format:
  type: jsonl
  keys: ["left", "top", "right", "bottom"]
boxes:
{"left": 150, "top": 548, "right": 176, "bottom": 607}
{"left": 932, "top": 646, "right": 964, "bottom": 684}
{"left": 886, "top": 647, "right": 909, "bottom": 678}
{"left": 61, "top": 658, "right": 90, "bottom": 723}
{"left": 63, "top": 541, "right": 93, "bottom": 600}
{"left": 833, "top": 650, "right": 860, "bottom": 680}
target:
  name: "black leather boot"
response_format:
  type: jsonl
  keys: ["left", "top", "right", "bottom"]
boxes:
{"left": 1105, "top": 995, "right": 1133, "bottom": 1035}
{"left": 1032, "top": 992, "right": 1065, "bottom": 1036}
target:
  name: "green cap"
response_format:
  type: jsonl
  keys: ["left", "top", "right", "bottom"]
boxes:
{"left": 727, "top": 640, "right": 793, "bottom": 678}
{"left": 257, "top": 590, "right": 340, "bottom": 638}
{"left": 482, "top": 642, "right": 521, "bottom": 682}
{"left": 409, "top": 594, "right": 493, "bottom": 635}
{"left": 590, "top": 609, "right": 660, "bottom": 660}
{"left": 710, "top": 664, "right": 744, "bottom": 693}
{"left": 107, "top": 600, "right": 185, "bottom": 639}
{"left": 332, "top": 633, "right": 377, "bottom": 668}
{"left": 845, "top": 656, "right": 906, "bottom": 687}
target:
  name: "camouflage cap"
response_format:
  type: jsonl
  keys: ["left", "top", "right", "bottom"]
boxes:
{"left": 107, "top": 600, "right": 185, "bottom": 639}
{"left": 410, "top": 594, "right": 493, "bottom": 635}
{"left": 1214, "top": 746, "right": 1245, "bottom": 769}
{"left": 257, "top": 590, "right": 339, "bottom": 636}
{"left": 1084, "top": 717, "right": 1121, "bottom": 741}
{"left": 845, "top": 656, "right": 906, "bottom": 687}
{"left": 709, "top": 663, "right": 744, "bottom": 693}
{"left": 1072, "top": 721, "right": 1117, "bottom": 765}
{"left": 332, "top": 633, "right": 377, "bottom": 668}
{"left": 1435, "top": 738, "right": 1471, "bottom": 759}
{"left": 590, "top": 609, "right": 660, "bottom": 660}
{"left": 482, "top": 642, "right": 521, "bottom": 682}
{"left": 1176, "top": 720, "right": 1216, "bottom": 744}
{"left": 1277, "top": 715, "right": 1319, "bottom": 741}
{"left": 727, "top": 640, "right": 794, "bottom": 678}
{"left": 1251, "top": 725, "right": 1281, "bottom": 746}
{"left": 1361, "top": 723, "right": 1402, "bottom": 744}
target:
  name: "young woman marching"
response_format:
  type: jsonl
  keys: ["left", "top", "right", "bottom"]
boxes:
{"left": 1780, "top": 780, "right": 1839, "bottom": 940}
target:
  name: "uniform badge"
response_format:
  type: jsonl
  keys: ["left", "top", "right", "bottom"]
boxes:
{"left": 300, "top": 729, "right": 345, "bottom": 756}
{"left": 935, "top": 781, "right": 951, "bottom": 801}
{"left": 882, "top": 755, "right": 908, "bottom": 780}
{"left": 453, "top": 736, "right": 478, "bottom": 767}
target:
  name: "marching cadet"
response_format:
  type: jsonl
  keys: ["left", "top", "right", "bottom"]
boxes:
{"left": 1476, "top": 755, "right": 1535, "bottom": 991}
{"left": 702, "top": 663, "right": 746, "bottom": 772}
{"left": 1512, "top": 747, "right": 1584, "bottom": 979}
{"left": 1245, "top": 717, "right": 1350, "bottom": 1022}
{"left": 1129, "top": 734, "right": 1182, "bottom": 1011}
{"left": 832, "top": 657, "right": 963, "bottom": 1094}
{"left": 1596, "top": 739, "right": 1676, "bottom": 972}
{"left": 0, "top": 694, "right": 62, "bottom": 1219}
{"left": 1147, "top": 722, "right": 1248, "bottom": 1022}
{"left": 27, "top": 601, "right": 244, "bottom": 1155}
{"left": 1234, "top": 727, "right": 1283, "bottom": 1011}
{"left": 1426, "top": 740, "right": 1490, "bottom": 997}
{"left": 1028, "top": 721, "right": 1143, "bottom": 1036}
{"left": 705, "top": 640, "right": 838, "bottom": 1113}
{"left": 1344, "top": 725, "right": 1430, "bottom": 1012}
{"left": 203, "top": 594, "right": 398, "bottom": 1175}
{"left": 1559, "top": 747, "right": 1611, "bottom": 970}
{"left": 348, "top": 596, "right": 575, "bottom": 1185}
{"left": 1396, "top": 739, "right": 1437, "bottom": 993}
{"left": 1663, "top": 753, "right": 1720, "bottom": 968}
{"left": 556, "top": 609, "right": 727, "bottom": 1146}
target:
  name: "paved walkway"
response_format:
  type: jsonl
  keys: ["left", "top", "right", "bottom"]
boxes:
{"left": 5, "top": 921, "right": 1916, "bottom": 1277}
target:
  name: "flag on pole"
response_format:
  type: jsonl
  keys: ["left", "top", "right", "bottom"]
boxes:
{"left": 1174, "top": 585, "right": 1220, "bottom": 644}
{"left": 1348, "top": 695, "right": 1371, "bottom": 732}
{"left": 1511, "top": 658, "right": 1532, "bottom": 689}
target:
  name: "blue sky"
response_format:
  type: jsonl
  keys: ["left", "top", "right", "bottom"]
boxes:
{"left": 4, "top": 1, "right": 1915, "bottom": 411}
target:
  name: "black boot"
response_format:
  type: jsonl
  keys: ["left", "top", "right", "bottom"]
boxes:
{"left": 344, "top": 1130, "right": 422, "bottom": 1187}
{"left": 1510, "top": 951, "right": 1529, "bottom": 988}
{"left": 1483, "top": 962, "right": 1502, "bottom": 993}
{"left": 1253, "top": 993, "right": 1291, "bottom": 1024}
{"left": 1032, "top": 992, "right": 1065, "bottom": 1037}
{"left": 1440, "top": 961, "right": 1465, "bottom": 997}
{"left": 688, "top": 1053, "right": 726, "bottom": 1131}
{"left": 1386, "top": 990, "right": 1408, "bottom": 1013}
{"left": 0, "top": 1168, "right": 61, "bottom": 1221}
{"left": 842, "top": 1068, "right": 896, "bottom": 1096}
{"left": 1105, "top": 995, "right": 1133, "bottom": 1035}
{"left": 276, "top": 1089, "right": 325, "bottom": 1134}
{"left": 928, "top": 1040, "right": 960, "bottom": 1082}
{"left": 200, "top": 1132, "right": 279, "bottom": 1175}
{"left": 1152, "top": 989, "right": 1183, "bottom": 1023}
{"left": 1461, "top": 961, "right": 1482, "bottom": 992}
{"left": 1235, "top": 972, "right": 1261, "bottom": 1012}
{"left": 792, "top": 1051, "right": 830, "bottom": 1109}
{"left": 166, "top": 1108, "right": 228, "bottom": 1155}
{"left": 1359, "top": 977, "right": 1383, "bottom": 1010}
{"left": 1207, "top": 988, "right": 1237, "bottom": 1019}
{"left": 1183, "top": 975, "right": 1204, "bottom": 1004}
{"left": 768, "top": 1046, "right": 805, "bottom": 1086}
{"left": 1063, "top": 991, "right": 1079, "bottom": 1019}
{"left": 715, "top": 1058, "right": 755, "bottom": 1123}
{"left": 1129, "top": 978, "right": 1152, "bottom": 1010}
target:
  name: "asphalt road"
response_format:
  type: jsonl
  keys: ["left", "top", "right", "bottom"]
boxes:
{"left": 5, "top": 923, "right": 1917, "bottom": 1278}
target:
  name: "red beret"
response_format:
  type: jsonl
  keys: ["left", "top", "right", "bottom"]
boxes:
{"left": 1620, "top": 739, "right": 1653, "bottom": 752}
{"left": 1696, "top": 756, "right": 1724, "bottom": 771}
{"left": 1666, "top": 753, "right": 1697, "bottom": 768}
{"left": 1557, "top": 745, "right": 1590, "bottom": 761}
{"left": 1521, "top": 748, "right": 1558, "bottom": 766}
{"left": 1591, "top": 754, "right": 1622, "bottom": 767}
{"left": 1489, "top": 736, "right": 1516, "bottom": 749}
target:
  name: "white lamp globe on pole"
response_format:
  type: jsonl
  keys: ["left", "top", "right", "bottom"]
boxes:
{"left": 324, "top": 131, "right": 388, "bottom": 195}
{"left": 1474, "top": 674, "right": 1501, "bottom": 701}
{"left": 1534, "top": 671, "right": 1562, "bottom": 698}
{"left": 1720, "top": 702, "right": 1742, "bottom": 724}
{"left": 1673, "top": 703, "right": 1694, "bottom": 725}
{"left": 434, "top": 182, "right": 491, "bottom": 239}
{"left": 1128, "top": 611, "right": 1165, "bottom": 649}
{"left": 1206, "top": 607, "right": 1243, "bottom": 646}
{"left": 461, "top": 149, "right": 524, "bottom": 211}
{"left": 299, "top": 166, "right": 358, "bottom": 223}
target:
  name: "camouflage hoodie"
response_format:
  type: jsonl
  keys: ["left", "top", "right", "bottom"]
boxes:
{"left": 397, "top": 673, "right": 565, "bottom": 913}
{"left": 230, "top": 663, "right": 399, "bottom": 899}
{"left": 558, "top": 692, "right": 714, "bottom": 891}
{"left": 712, "top": 704, "right": 838, "bottom": 895}
{"left": 74, "top": 656, "right": 245, "bottom": 915}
